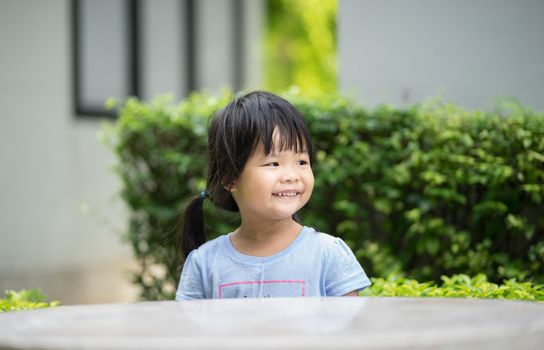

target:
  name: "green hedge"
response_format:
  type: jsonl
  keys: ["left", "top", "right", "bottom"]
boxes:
{"left": 0, "top": 289, "right": 59, "bottom": 312}
{"left": 361, "top": 274, "right": 544, "bottom": 301}
{"left": 104, "top": 92, "right": 544, "bottom": 300}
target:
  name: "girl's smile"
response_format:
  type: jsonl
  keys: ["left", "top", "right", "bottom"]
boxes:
{"left": 272, "top": 190, "right": 301, "bottom": 198}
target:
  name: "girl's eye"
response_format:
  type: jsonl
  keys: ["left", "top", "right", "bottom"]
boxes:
{"left": 298, "top": 160, "right": 308, "bottom": 166}
{"left": 265, "top": 162, "right": 280, "bottom": 167}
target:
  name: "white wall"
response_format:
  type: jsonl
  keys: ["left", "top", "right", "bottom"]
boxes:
{"left": 339, "top": 0, "right": 544, "bottom": 109}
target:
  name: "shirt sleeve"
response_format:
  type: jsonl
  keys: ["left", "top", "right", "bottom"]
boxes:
{"left": 324, "top": 237, "right": 371, "bottom": 296}
{"left": 175, "top": 249, "right": 207, "bottom": 300}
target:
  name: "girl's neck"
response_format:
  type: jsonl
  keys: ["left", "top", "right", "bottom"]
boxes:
{"left": 236, "top": 218, "right": 301, "bottom": 240}
{"left": 231, "top": 218, "right": 303, "bottom": 257}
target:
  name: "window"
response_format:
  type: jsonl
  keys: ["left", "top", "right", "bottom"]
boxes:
{"left": 72, "top": 0, "right": 246, "bottom": 118}
{"left": 72, "top": 0, "right": 139, "bottom": 117}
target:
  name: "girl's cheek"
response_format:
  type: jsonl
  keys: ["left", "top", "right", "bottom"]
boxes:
{"left": 307, "top": 174, "right": 315, "bottom": 192}
{"left": 307, "top": 179, "right": 315, "bottom": 193}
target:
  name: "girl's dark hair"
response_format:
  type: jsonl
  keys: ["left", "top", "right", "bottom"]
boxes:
{"left": 179, "top": 91, "right": 314, "bottom": 258}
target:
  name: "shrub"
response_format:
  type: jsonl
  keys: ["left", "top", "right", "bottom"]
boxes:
{"left": 104, "top": 92, "right": 544, "bottom": 300}
{"left": 360, "top": 274, "right": 544, "bottom": 301}
{"left": 0, "top": 289, "right": 59, "bottom": 312}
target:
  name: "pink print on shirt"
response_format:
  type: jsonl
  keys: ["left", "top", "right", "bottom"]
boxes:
{"left": 218, "top": 280, "right": 305, "bottom": 298}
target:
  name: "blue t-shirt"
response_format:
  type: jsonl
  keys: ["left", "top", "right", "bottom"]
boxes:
{"left": 176, "top": 226, "right": 371, "bottom": 300}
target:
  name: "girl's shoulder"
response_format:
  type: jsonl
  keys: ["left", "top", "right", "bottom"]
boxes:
{"left": 187, "top": 233, "right": 229, "bottom": 259}
{"left": 303, "top": 227, "right": 360, "bottom": 265}
{"left": 302, "top": 227, "right": 351, "bottom": 251}
{"left": 304, "top": 227, "right": 334, "bottom": 242}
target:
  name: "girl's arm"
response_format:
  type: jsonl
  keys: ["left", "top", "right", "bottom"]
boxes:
{"left": 343, "top": 290, "right": 359, "bottom": 297}
{"left": 324, "top": 236, "right": 371, "bottom": 296}
{"left": 176, "top": 250, "right": 207, "bottom": 300}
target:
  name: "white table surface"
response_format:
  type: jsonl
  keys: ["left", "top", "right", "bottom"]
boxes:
{"left": 1, "top": 297, "right": 543, "bottom": 350}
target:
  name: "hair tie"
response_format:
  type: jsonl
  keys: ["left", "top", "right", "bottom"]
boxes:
{"left": 200, "top": 191, "right": 208, "bottom": 199}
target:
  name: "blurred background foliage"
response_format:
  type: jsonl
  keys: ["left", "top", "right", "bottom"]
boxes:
{"left": 264, "top": 0, "right": 337, "bottom": 95}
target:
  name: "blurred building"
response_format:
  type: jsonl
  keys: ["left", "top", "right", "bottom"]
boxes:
{"left": 339, "top": 0, "right": 544, "bottom": 110}
{"left": 0, "top": 0, "right": 263, "bottom": 304}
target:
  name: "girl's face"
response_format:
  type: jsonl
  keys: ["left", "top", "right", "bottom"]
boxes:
{"left": 230, "top": 135, "right": 314, "bottom": 224}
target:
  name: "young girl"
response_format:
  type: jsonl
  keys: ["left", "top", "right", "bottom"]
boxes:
{"left": 176, "top": 91, "right": 371, "bottom": 299}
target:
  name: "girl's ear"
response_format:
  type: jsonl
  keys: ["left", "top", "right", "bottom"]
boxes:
{"left": 224, "top": 181, "right": 236, "bottom": 192}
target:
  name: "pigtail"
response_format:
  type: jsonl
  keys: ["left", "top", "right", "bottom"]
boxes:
{"left": 179, "top": 193, "right": 207, "bottom": 259}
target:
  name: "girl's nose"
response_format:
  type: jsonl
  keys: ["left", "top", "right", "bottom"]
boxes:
{"left": 280, "top": 168, "right": 300, "bottom": 183}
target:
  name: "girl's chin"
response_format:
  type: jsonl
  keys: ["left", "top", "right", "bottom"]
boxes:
{"left": 270, "top": 207, "right": 305, "bottom": 220}
{"left": 252, "top": 209, "right": 300, "bottom": 222}
{"left": 244, "top": 201, "right": 309, "bottom": 222}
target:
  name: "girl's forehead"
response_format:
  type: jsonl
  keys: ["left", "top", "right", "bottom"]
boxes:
{"left": 252, "top": 141, "right": 308, "bottom": 157}
{"left": 249, "top": 127, "right": 310, "bottom": 159}
{"left": 272, "top": 129, "right": 307, "bottom": 149}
